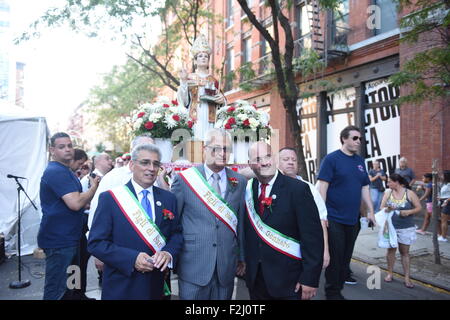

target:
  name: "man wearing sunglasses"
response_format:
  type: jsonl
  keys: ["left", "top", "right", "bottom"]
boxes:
{"left": 316, "top": 125, "right": 375, "bottom": 300}
{"left": 171, "top": 128, "right": 246, "bottom": 300}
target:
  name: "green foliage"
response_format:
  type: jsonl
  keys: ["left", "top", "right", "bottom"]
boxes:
{"left": 293, "top": 49, "right": 326, "bottom": 78}
{"left": 87, "top": 58, "right": 159, "bottom": 150}
{"left": 389, "top": 0, "right": 450, "bottom": 105}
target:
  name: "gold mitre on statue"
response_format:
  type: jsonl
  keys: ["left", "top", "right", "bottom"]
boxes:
{"left": 190, "top": 34, "right": 211, "bottom": 57}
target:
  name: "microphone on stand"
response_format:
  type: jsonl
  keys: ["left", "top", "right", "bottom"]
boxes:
{"left": 7, "top": 174, "right": 27, "bottom": 180}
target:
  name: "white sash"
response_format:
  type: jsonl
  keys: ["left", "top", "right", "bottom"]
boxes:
{"left": 109, "top": 186, "right": 166, "bottom": 253}
{"left": 179, "top": 167, "right": 238, "bottom": 236}
{"left": 245, "top": 179, "right": 302, "bottom": 260}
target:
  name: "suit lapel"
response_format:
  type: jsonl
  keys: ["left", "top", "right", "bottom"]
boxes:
{"left": 252, "top": 178, "right": 259, "bottom": 214}
{"left": 125, "top": 180, "right": 137, "bottom": 198}
{"left": 224, "top": 167, "right": 232, "bottom": 201}
{"left": 262, "top": 171, "right": 284, "bottom": 222}
{"left": 153, "top": 187, "right": 163, "bottom": 226}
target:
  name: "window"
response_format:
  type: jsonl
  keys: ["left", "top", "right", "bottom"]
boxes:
{"left": 225, "top": 47, "right": 234, "bottom": 91}
{"left": 227, "top": 0, "right": 234, "bottom": 28}
{"left": 331, "top": 0, "right": 349, "bottom": 46}
{"left": 374, "top": 0, "right": 398, "bottom": 35}
{"left": 242, "top": 37, "right": 252, "bottom": 64}
{"left": 294, "top": 2, "right": 312, "bottom": 55}
{"left": 241, "top": 0, "right": 253, "bottom": 16}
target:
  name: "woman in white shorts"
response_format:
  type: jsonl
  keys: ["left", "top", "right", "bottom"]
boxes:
{"left": 380, "top": 173, "right": 422, "bottom": 288}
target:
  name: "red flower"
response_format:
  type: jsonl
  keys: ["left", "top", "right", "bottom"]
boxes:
{"left": 163, "top": 209, "right": 175, "bottom": 220}
{"left": 228, "top": 177, "right": 238, "bottom": 187}
{"left": 227, "top": 106, "right": 235, "bottom": 113}
{"left": 144, "top": 121, "right": 154, "bottom": 130}
{"left": 171, "top": 100, "right": 178, "bottom": 106}
{"left": 253, "top": 104, "right": 257, "bottom": 109}
{"left": 225, "top": 123, "right": 232, "bottom": 129}
{"left": 227, "top": 117, "right": 236, "bottom": 125}
{"left": 172, "top": 115, "right": 180, "bottom": 121}
{"left": 137, "top": 112, "right": 145, "bottom": 118}
{"left": 261, "top": 197, "right": 273, "bottom": 207}
{"left": 163, "top": 104, "right": 170, "bottom": 108}
{"left": 243, "top": 119, "right": 250, "bottom": 127}
{"left": 187, "top": 120, "right": 194, "bottom": 128}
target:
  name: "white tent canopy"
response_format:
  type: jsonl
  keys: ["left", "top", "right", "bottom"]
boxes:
{"left": 0, "top": 102, "right": 49, "bottom": 256}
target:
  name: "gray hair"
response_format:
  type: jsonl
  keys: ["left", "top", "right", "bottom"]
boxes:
{"left": 131, "top": 134, "right": 155, "bottom": 149}
{"left": 131, "top": 144, "right": 162, "bottom": 161}
{"left": 204, "top": 128, "right": 232, "bottom": 146}
{"left": 399, "top": 157, "right": 407, "bottom": 163}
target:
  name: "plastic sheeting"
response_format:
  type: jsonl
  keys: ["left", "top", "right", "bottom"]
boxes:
{"left": 0, "top": 106, "right": 49, "bottom": 256}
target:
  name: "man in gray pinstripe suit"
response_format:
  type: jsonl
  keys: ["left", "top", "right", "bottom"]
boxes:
{"left": 171, "top": 129, "right": 246, "bottom": 300}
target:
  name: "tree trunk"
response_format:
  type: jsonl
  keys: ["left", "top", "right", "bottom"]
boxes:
{"left": 432, "top": 159, "right": 441, "bottom": 264}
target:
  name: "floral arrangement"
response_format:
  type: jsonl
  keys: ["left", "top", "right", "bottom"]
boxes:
{"left": 163, "top": 209, "right": 175, "bottom": 220}
{"left": 228, "top": 177, "right": 238, "bottom": 187}
{"left": 132, "top": 96, "right": 194, "bottom": 139}
{"left": 214, "top": 99, "right": 270, "bottom": 132}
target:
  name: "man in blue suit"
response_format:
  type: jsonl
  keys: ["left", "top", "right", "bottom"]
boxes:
{"left": 88, "top": 144, "right": 183, "bottom": 300}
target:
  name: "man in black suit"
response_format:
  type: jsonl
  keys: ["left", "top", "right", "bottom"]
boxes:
{"left": 242, "top": 141, "right": 323, "bottom": 300}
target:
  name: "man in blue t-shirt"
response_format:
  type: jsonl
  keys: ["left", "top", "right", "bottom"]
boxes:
{"left": 38, "top": 132, "right": 100, "bottom": 300}
{"left": 317, "top": 125, "right": 375, "bottom": 300}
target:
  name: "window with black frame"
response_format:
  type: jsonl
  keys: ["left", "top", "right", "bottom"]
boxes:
{"left": 331, "top": 0, "right": 349, "bottom": 47}
{"left": 294, "top": 1, "right": 312, "bottom": 57}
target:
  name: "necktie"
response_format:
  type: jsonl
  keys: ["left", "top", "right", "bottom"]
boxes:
{"left": 141, "top": 189, "right": 153, "bottom": 221}
{"left": 258, "top": 183, "right": 268, "bottom": 216}
{"left": 211, "top": 173, "right": 221, "bottom": 196}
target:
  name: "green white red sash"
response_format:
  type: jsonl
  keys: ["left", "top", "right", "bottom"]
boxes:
{"left": 245, "top": 179, "right": 302, "bottom": 260}
{"left": 179, "top": 167, "right": 238, "bottom": 236}
{"left": 109, "top": 185, "right": 166, "bottom": 253}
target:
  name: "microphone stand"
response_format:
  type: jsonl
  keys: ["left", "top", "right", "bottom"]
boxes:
{"left": 9, "top": 176, "right": 37, "bottom": 289}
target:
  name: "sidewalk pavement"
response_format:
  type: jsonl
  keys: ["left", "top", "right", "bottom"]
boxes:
{"left": 353, "top": 226, "right": 450, "bottom": 292}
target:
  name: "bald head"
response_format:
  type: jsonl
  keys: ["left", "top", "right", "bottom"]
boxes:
{"left": 94, "top": 153, "right": 113, "bottom": 175}
{"left": 248, "top": 141, "right": 277, "bottom": 183}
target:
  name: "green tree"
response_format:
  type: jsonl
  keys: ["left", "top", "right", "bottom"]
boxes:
{"left": 87, "top": 57, "right": 159, "bottom": 151}
{"left": 389, "top": 0, "right": 450, "bottom": 105}
{"left": 237, "top": 0, "right": 336, "bottom": 180}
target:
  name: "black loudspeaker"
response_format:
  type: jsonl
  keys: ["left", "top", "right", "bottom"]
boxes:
{"left": 0, "top": 233, "right": 5, "bottom": 265}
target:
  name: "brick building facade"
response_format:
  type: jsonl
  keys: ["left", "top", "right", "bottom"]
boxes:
{"left": 191, "top": 0, "right": 449, "bottom": 182}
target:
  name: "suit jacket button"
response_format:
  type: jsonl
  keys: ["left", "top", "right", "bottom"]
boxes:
{"left": 213, "top": 243, "right": 217, "bottom": 247}
{"left": 216, "top": 225, "right": 219, "bottom": 229}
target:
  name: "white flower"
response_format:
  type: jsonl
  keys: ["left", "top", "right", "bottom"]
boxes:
{"left": 237, "top": 113, "right": 248, "bottom": 121}
{"left": 164, "top": 115, "right": 177, "bottom": 129}
{"left": 156, "top": 96, "right": 171, "bottom": 105}
{"left": 215, "top": 119, "right": 224, "bottom": 128}
{"left": 149, "top": 113, "right": 162, "bottom": 122}
{"left": 134, "top": 118, "right": 143, "bottom": 130}
{"left": 249, "top": 118, "right": 259, "bottom": 129}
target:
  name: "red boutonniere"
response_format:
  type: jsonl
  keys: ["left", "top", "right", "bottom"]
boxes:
{"left": 261, "top": 194, "right": 276, "bottom": 211}
{"left": 228, "top": 177, "right": 238, "bottom": 187}
{"left": 162, "top": 209, "right": 175, "bottom": 220}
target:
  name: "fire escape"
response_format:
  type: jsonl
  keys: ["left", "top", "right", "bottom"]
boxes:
{"left": 238, "top": 0, "right": 350, "bottom": 88}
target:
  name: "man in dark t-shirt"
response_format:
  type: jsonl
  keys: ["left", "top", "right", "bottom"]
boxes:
{"left": 38, "top": 132, "right": 100, "bottom": 300}
{"left": 317, "top": 125, "right": 375, "bottom": 300}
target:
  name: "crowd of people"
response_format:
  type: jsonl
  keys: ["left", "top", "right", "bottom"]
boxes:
{"left": 36, "top": 125, "right": 450, "bottom": 301}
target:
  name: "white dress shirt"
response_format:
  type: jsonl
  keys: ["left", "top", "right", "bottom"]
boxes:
{"left": 204, "top": 164, "right": 227, "bottom": 198}
{"left": 131, "top": 179, "right": 173, "bottom": 268}
{"left": 258, "top": 170, "right": 279, "bottom": 198}
{"left": 131, "top": 179, "right": 156, "bottom": 222}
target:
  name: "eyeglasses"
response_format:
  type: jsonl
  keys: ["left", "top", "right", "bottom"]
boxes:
{"left": 136, "top": 160, "right": 161, "bottom": 168}
{"left": 205, "top": 146, "right": 230, "bottom": 154}
{"left": 351, "top": 136, "right": 362, "bottom": 141}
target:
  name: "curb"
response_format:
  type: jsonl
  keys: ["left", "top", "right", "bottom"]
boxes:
{"left": 351, "top": 255, "right": 450, "bottom": 294}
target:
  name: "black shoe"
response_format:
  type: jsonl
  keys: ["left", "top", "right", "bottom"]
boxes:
{"left": 344, "top": 276, "right": 357, "bottom": 285}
